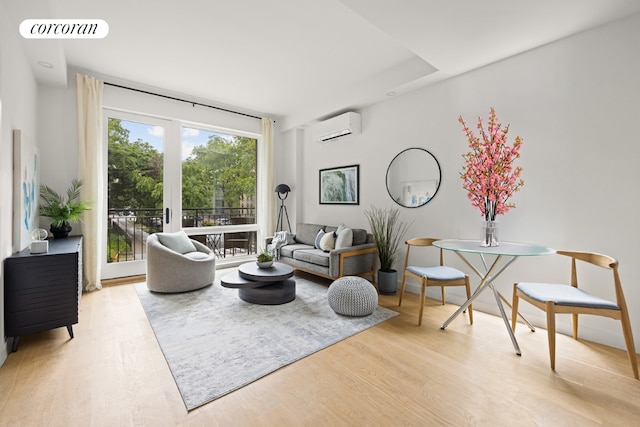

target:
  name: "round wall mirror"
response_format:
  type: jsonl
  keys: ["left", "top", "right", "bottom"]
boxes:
{"left": 386, "top": 148, "right": 441, "bottom": 208}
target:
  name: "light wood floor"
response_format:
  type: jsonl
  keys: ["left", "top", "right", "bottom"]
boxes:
{"left": 1, "top": 270, "right": 638, "bottom": 426}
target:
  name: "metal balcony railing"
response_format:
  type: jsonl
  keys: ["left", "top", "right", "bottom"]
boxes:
{"left": 107, "top": 207, "right": 257, "bottom": 263}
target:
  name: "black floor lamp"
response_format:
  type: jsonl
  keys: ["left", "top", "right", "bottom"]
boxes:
{"left": 275, "top": 184, "right": 291, "bottom": 232}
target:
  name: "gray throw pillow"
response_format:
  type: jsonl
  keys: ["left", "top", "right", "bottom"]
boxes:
{"left": 335, "top": 227, "right": 353, "bottom": 249}
{"left": 157, "top": 230, "right": 196, "bottom": 254}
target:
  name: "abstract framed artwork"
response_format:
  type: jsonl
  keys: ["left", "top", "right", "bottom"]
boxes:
{"left": 319, "top": 164, "right": 359, "bottom": 205}
{"left": 13, "top": 129, "right": 39, "bottom": 251}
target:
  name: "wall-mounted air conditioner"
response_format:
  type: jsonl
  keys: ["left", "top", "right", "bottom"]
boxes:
{"left": 314, "top": 112, "right": 361, "bottom": 143}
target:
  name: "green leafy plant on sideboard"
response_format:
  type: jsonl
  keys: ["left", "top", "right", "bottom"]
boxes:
{"left": 39, "top": 178, "right": 91, "bottom": 238}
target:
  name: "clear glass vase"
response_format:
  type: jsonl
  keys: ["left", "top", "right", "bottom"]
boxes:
{"left": 481, "top": 220, "right": 499, "bottom": 247}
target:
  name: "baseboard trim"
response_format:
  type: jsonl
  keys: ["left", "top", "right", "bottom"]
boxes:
{"left": 101, "top": 275, "right": 146, "bottom": 286}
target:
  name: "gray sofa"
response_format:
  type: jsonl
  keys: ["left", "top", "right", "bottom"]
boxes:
{"left": 267, "top": 223, "right": 377, "bottom": 284}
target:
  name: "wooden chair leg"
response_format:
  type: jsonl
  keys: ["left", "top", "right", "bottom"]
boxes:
{"left": 440, "top": 286, "right": 446, "bottom": 305}
{"left": 418, "top": 281, "right": 427, "bottom": 326}
{"left": 465, "top": 279, "right": 473, "bottom": 325}
{"left": 546, "top": 301, "right": 556, "bottom": 370}
{"left": 398, "top": 273, "right": 407, "bottom": 307}
{"left": 620, "top": 309, "right": 639, "bottom": 379}
{"left": 511, "top": 284, "right": 519, "bottom": 332}
{"left": 572, "top": 313, "right": 579, "bottom": 339}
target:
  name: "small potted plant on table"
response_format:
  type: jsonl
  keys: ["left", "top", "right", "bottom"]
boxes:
{"left": 256, "top": 248, "right": 275, "bottom": 269}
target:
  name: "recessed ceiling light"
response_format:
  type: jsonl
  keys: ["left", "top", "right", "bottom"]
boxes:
{"left": 37, "top": 61, "right": 54, "bottom": 69}
{"left": 386, "top": 91, "right": 397, "bottom": 97}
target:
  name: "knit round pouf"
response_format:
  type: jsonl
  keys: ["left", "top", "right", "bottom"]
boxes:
{"left": 327, "top": 276, "right": 378, "bottom": 317}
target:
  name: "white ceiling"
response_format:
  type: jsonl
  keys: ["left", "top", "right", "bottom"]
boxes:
{"left": 4, "top": 0, "right": 640, "bottom": 130}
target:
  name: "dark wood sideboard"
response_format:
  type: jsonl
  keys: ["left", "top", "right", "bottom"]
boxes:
{"left": 4, "top": 236, "right": 83, "bottom": 352}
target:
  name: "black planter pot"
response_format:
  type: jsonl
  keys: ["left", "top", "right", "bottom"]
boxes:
{"left": 377, "top": 269, "right": 398, "bottom": 295}
{"left": 50, "top": 222, "right": 72, "bottom": 239}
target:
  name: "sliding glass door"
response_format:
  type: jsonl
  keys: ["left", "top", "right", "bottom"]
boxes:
{"left": 102, "top": 110, "right": 259, "bottom": 279}
{"left": 102, "top": 110, "right": 176, "bottom": 278}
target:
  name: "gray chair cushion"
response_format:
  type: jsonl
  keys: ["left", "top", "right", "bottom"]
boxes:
{"left": 407, "top": 265, "right": 466, "bottom": 281}
{"left": 327, "top": 276, "right": 378, "bottom": 316}
{"left": 156, "top": 230, "right": 196, "bottom": 254}
{"left": 184, "top": 251, "right": 212, "bottom": 260}
{"left": 517, "top": 283, "right": 620, "bottom": 310}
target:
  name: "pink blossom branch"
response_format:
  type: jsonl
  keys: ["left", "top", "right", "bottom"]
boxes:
{"left": 459, "top": 108, "right": 524, "bottom": 220}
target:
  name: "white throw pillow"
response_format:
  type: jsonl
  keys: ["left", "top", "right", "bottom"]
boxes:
{"left": 319, "top": 231, "right": 336, "bottom": 252}
{"left": 157, "top": 230, "right": 196, "bottom": 254}
{"left": 335, "top": 227, "right": 353, "bottom": 249}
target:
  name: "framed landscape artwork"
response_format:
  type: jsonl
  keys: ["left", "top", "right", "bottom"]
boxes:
{"left": 319, "top": 164, "right": 359, "bottom": 205}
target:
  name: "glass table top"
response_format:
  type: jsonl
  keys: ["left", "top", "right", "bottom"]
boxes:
{"left": 433, "top": 239, "right": 555, "bottom": 256}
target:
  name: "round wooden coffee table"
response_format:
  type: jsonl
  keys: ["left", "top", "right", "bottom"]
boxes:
{"left": 220, "top": 262, "right": 295, "bottom": 305}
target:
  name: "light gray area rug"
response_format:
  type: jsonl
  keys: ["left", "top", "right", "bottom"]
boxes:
{"left": 135, "top": 274, "right": 398, "bottom": 410}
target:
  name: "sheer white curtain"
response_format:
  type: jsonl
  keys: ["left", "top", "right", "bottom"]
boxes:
{"left": 76, "top": 74, "right": 104, "bottom": 291}
{"left": 257, "top": 118, "right": 276, "bottom": 248}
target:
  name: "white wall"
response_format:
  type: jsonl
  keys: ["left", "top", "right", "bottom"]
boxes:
{"left": 273, "top": 127, "right": 301, "bottom": 231}
{"left": 0, "top": 0, "right": 40, "bottom": 365}
{"left": 284, "top": 14, "right": 640, "bottom": 351}
{"left": 38, "top": 84, "right": 77, "bottom": 208}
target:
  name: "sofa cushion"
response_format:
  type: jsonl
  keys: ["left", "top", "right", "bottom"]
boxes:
{"left": 280, "top": 243, "right": 314, "bottom": 258}
{"left": 352, "top": 229, "right": 368, "bottom": 245}
{"left": 156, "top": 230, "right": 196, "bottom": 254}
{"left": 319, "top": 231, "right": 336, "bottom": 252}
{"left": 293, "top": 248, "right": 330, "bottom": 267}
{"left": 295, "top": 223, "right": 325, "bottom": 246}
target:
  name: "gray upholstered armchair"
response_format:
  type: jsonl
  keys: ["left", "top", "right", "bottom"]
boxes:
{"left": 146, "top": 231, "right": 216, "bottom": 293}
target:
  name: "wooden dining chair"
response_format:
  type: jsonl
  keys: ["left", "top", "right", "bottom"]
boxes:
{"left": 399, "top": 238, "right": 473, "bottom": 326}
{"left": 512, "top": 250, "right": 638, "bottom": 379}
